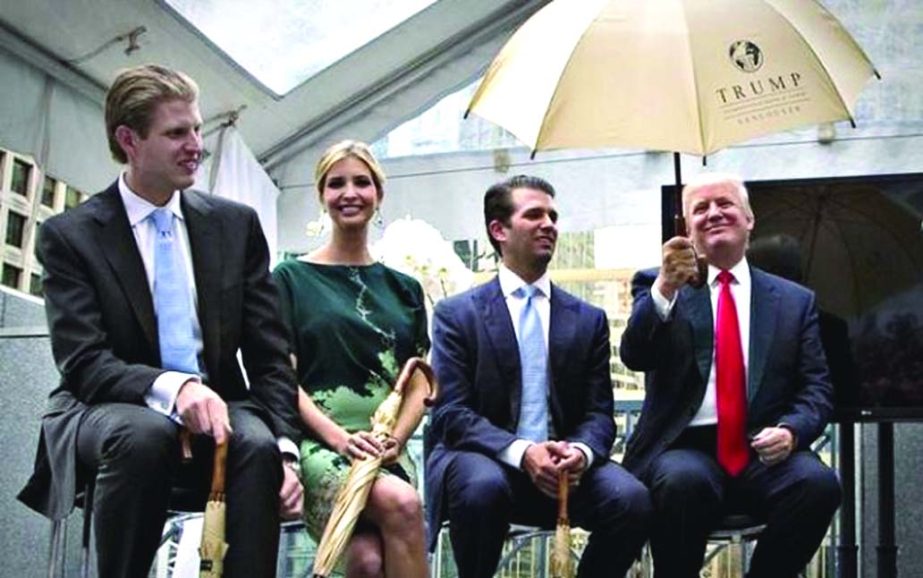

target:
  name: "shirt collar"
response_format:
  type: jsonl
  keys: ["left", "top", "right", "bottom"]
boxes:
{"left": 498, "top": 263, "right": 552, "bottom": 299}
{"left": 118, "top": 173, "right": 184, "bottom": 227}
{"left": 708, "top": 256, "right": 751, "bottom": 288}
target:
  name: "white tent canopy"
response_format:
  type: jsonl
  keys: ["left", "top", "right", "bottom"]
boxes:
{"left": 0, "top": 0, "right": 548, "bottom": 195}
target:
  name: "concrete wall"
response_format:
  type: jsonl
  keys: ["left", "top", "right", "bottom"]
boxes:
{"left": 0, "top": 288, "right": 83, "bottom": 577}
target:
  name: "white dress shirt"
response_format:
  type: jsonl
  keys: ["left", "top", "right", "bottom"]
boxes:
{"left": 120, "top": 175, "right": 297, "bottom": 457}
{"left": 652, "top": 258, "right": 752, "bottom": 425}
{"left": 119, "top": 174, "right": 202, "bottom": 420}
{"left": 496, "top": 265, "right": 594, "bottom": 469}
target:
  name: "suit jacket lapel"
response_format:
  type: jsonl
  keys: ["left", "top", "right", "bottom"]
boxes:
{"left": 182, "top": 192, "right": 222, "bottom": 378}
{"left": 94, "top": 185, "right": 158, "bottom": 352}
{"left": 748, "top": 268, "right": 779, "bottom": 403}
{"left": 548, "top": 285, "right": 576, "bottom": 426}
{"left": 478, "top": 278, "right": 522, "bottom": 422}
{"left": 681, "top": 283, "right": 714, "bottom": 385}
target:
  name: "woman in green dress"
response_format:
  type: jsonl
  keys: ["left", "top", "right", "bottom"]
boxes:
{"left": 273, "top": 140, "right": 430, "bottom": 578}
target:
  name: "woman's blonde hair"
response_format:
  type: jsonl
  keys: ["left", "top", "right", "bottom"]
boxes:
{"left": 314, "top": 140, "right": 386, "bottom": 201}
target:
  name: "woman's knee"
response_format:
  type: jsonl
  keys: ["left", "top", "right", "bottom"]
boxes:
{"left": 369, "top": 479, "right": 424, "bottom": 532}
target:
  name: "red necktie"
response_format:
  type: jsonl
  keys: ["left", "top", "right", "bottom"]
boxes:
{"left": 716, "top": 270, "right": 749, "bottom": 476}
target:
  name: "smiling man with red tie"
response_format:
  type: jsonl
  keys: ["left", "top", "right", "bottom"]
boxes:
{"left": 620, "top": 172, "right": 841, "bottom": 578}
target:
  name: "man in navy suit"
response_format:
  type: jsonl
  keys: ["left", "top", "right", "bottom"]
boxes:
{"left": 18, "top": 65, "right": 303, "bottom": 578}
{"left": 426, "top": 175, "right": 651, "bottom": 578}
{"left": 620, "top": 173, "right": 841, "bottom": 578}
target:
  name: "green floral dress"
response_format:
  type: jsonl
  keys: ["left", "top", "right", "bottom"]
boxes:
{"left": 272, "top": 260, "right": 429, "bottom": 540}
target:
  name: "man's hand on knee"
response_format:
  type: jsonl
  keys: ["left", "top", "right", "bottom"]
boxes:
{"left": 279, "top": 460, "right": 304, "bottom": 520}
{"left": 751, "top": 426, "right": 795, "bottom": 466}
{"left": 522, "top": 442, "right": 561, "bottom": 498}
{"left": 176, "top": 380, "right": 232, "bottom": 445}
{"left": 548, "top": 441, "right": 587, "bottom": 486}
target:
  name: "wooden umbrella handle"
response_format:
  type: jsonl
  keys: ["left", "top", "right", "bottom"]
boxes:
{"left": 392, "top": 357, "right": 439, "bottom": 405}
{"left": 209, "top": 441, "right": 228, "bottom": 498}
{"left": 674, "top": 215, "right": 708, "bottom": 288}
{"left": 557, "top": 471, "right": 569, "bottom": 524}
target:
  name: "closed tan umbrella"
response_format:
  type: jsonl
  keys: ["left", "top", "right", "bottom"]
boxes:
{"left": 312, "top": 357, "right": 438, "bottom": 578}
{"left": 550, "top": 472, "right": 574, "bottom": 578}
{"left": 199, "top": 441, "right": 229, "bottom": 578}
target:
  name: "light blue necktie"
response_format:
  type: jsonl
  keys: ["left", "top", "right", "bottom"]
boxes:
{"left": 151, "top": 208, "right": 199, "bottom": 374}
{"left": 515, "top": 284, "right": 549, "bottom": 442}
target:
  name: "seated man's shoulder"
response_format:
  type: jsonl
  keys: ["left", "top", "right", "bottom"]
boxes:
{"left": 753, "top": 267, "right": 815, "bottom": 301}
{"left": 183, "top": 189, "right": 254, "bottom": 218}
{"left": 42, "top": 192, "right": 109, "bottom": 235}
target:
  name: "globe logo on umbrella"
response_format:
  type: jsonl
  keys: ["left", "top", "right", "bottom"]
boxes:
{"left": 729, "top": 40, "right": 764, "bottom": 73}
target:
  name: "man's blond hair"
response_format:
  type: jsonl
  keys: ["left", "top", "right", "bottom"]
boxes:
{"left": 105, "top": 64, "right": 199, "bottom": 164}
{"left": 681, "top": 172, "right": 754, "bottom": 221}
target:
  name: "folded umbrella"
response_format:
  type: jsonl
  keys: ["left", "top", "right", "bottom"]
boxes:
{"left": 199, "top": 441, "right": 229, "bottom": 578}
{"left": 550, "top": 471, "right": 574, "bottom": 578}
{"left": 312, "top": 357, "right": 438, "bottom": 578}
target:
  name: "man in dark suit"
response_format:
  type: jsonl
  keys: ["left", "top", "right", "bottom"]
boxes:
{"left": 17, "top": 65, "right": 303, "bottom": 578}
{"left": 620, "top": 173, "right": 841, "bottom": 578}
{"left": 426, "top": 175, "right": 651, "bottom": 578}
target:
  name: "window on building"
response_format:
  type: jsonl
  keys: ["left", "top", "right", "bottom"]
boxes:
{"left": 5, "top": 212, "right": 27, "bottom": 248}
{"left": 1, "top": 263, "right": 22, "bottom": 289}
{"left": 11, "top": 159, "right": 32, "bottom": 196}
{"left": 41, "top": 176, "right": 57, "bottom": 207}
{"left": 29, "top": 273, "right": 42, "bottom": 297}
{"left": 65, "top": 186, "right": 83, "bottom": 210}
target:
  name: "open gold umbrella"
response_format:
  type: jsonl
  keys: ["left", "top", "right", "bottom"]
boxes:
{"left": 199, "top": 441, "right": 229, "bottom": 578}
{"left": 550, "top": 472, "right": 575, "bottom": 578}
{"left": 466, "top": 0, "right": 880, "bottom": 277}
{"left": 312, "top": 357, "right": 438, "bottom": 578}
{"left": 469, "top": 0, "right": 878, "bottom": 159}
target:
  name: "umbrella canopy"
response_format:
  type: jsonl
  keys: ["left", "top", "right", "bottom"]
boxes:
{"left": 312, "top": 358, "right": 438, "bottom": 578}
{"left": 467, "top": 0, "right": 879, "bottom": 157}
{"left": 748, "top": 183, "right": 923, "bottom": 319}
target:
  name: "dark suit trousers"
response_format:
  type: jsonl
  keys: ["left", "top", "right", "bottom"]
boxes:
{"left": 443, "top": 450, "right": 651, "bottom": 578}
{"left": 644, "top": 426, "right": 841, "bottom": 578}
{"left": 76, "top": 402, "right": 283, "bottom": 578}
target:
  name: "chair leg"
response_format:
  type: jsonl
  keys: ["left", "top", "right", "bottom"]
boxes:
{"left": 80, "top": 480, "right": 95, "bottom": 578}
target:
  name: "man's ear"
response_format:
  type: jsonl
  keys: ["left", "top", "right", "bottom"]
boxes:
{"left": 488, "top": 219, "right": 506, "bottom": 245}
{"left": 114, "top": 125, "right": 138, "bottom": 162}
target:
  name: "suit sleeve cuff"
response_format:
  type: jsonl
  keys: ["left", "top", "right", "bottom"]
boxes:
{"left": 499, "top": 439, "right": 534, "bottom": 470}
{"left": 651, "top": 286, "right": 676, "bottom": 320}
{"left": 777, "top": 422, "right": 800, "bottom": 450}
{"left": 278, "top": 437, "right": 299, "bottom": 461}
{"left": 144, "top": 372, "right": 198, "bottom": 424}
{"left": 571, "top": 442, "right": 595, "bottom": 468}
